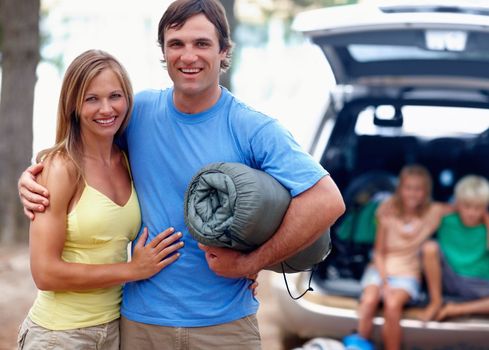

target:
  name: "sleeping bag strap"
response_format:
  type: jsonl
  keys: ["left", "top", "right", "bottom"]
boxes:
{"left": 281, "top": 263, "right": 316, "bottom": 300}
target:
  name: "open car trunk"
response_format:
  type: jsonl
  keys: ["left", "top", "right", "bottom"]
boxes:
{"left": 272, "top": 3, "right": 489, "bottom": 348}
{"left": 293, "top": 2, "right": 489, "bottom": 90}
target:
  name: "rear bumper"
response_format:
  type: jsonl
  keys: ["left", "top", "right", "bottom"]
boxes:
{"left": 271, "top": 273, "right": 489, "bottom": 349}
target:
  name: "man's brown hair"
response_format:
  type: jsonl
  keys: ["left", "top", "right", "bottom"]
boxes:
{"left": 158, "top": 0, "right": 234, "bottom": 72}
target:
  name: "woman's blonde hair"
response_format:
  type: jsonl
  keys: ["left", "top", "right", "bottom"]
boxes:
{"left": 392, "top": 164, "right": 433, "bottom": 217}
{"left": 36, "top": 49, "right": 133, "bottom": 179}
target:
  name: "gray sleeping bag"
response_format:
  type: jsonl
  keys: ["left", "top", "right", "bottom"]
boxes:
{"left": 184, "top": 162, "right": 331, "bottom": 273}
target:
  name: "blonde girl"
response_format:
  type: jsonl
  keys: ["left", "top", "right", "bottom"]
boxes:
{"left": 356, "top": 165, "right": 448, "bottom": 350}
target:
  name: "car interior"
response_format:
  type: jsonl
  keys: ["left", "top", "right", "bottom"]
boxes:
{"left": 313, "top": 96, "right": 489, "bottom": 307}
{"left": 279, "top": 3, "right": 489, "bottom": 345}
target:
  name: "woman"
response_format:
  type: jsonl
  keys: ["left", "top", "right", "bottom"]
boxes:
{"left": 17, "top": 49, "right": 183, "bottom": 349}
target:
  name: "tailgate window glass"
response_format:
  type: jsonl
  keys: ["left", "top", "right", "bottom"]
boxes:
{"left": 355, "top": 105, "right": 489, "bottom": 138}
{"left": 348, "top": 44, "right": 489, "bottom": 62}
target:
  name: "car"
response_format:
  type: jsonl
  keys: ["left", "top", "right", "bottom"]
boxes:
{"left": 271, "top": 2, "right": 489, "bottom": 349}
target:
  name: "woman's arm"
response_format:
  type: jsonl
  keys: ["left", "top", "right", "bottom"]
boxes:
{"left": 29, "top": 157, "right": 182, "bottom": 291}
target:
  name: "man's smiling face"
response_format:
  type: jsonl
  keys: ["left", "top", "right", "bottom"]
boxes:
{"left": 164, "top": 13, "right": 227, "bottom": 101}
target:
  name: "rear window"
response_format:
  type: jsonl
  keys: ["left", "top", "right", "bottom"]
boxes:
{"left": 345, "top": 29, "right": 489, "bottom": 63}
{"left": 355, "top": 105, "right": 489, "bottom": 138}
{"left": 348, "top": 43, "right": 489, "bottom": 63}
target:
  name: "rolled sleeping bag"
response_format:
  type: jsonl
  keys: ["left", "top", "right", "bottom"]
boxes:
{"left": 184, "top": 162, "right": 331, "bottom": 273}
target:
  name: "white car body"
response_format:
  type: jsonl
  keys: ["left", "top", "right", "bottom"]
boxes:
{"left": 272, "top": 2, "right": 489, "bottom": 349}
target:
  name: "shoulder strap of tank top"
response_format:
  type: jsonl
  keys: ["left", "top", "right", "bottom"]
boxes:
{"left": 121, "top": 151, "right": 133, "bottom": 181}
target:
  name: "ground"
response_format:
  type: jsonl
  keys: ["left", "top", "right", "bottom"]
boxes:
{"left": 0, "top": 244, "right": 297, "bottom": 350}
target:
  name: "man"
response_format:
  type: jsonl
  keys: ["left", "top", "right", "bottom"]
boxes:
{"left": 18, "top": 1, "right": 345, "bottom": 349}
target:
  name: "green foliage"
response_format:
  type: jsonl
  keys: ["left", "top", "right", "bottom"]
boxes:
{"left": 39, "top": 6, "right": 62, "bottom": 72}
{"left": 291, "top": 0, "right": 358, "bottom": 14}
{"left": 293, "top": 0, "right": 357, "bottom": 7}
{"left": 265, "top": 0, "right": 359, "bottom": 23}
{"left": 283, "top": 0, "right": 358, "bottom": 30}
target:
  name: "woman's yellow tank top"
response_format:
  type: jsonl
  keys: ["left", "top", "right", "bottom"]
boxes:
{"left": 28, "top": 166, "right": 141, "bottom": 330}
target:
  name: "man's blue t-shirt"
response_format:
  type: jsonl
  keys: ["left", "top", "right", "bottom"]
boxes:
{"left": 120, "top": 87, "right": 327, "bottom": 327}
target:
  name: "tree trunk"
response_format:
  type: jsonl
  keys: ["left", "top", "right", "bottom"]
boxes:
{"left": 221, "top": 0, "right": 236, "bottom": 91}
{"left": 0, "top": 0, "right": 40, "bottom": 243}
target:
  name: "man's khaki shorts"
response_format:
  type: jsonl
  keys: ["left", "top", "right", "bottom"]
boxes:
{"left": 120, "top": 314, "right": 261, "bottom": 350}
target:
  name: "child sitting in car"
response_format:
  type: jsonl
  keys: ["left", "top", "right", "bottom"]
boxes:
{"left": 354, "top": 165, "right": 449, "bottom": 350}
{"left": 421, "top": 175, "right": 489, "bottom": 322}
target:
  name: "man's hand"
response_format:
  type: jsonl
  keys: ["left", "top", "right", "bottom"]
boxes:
{"left": 247, "top": 273, "right": 259, "bottom": 297}
{"left": 18, "top": 163, "right": 49, "bottom": 220}
{"left": 198, "top": 243, "right": 258, "bottom": 278}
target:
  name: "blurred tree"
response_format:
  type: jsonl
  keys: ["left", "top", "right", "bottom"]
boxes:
{"left": 221, "top": 0, "right": 236, "bottom": 91}
{"left": 289, "top": 0, "right": 358, "bottom": 19}
{"left": 0, "top": 22, "right": 3, "bottom": 58}
{"left": 220, "top": 0, "right": 356, "bottom": 91}
{"left": 241, "top": 0, "right": 358, "bottom": 22}
{"left": 0, "top": 0, "right": 40, "bottom": 243}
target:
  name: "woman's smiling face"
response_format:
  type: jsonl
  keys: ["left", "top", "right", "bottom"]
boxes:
{"left": 79, "top": 68, "right": 128, "bottom": 141}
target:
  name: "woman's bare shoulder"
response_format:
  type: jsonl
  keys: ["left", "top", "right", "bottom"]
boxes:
{"left": 376, "top": 197, "right": 396, "bottom": 219}
{"left": 38, "top": 153, "right": 78, "bottom": 190}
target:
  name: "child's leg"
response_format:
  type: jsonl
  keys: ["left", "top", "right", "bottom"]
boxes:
{"left": 382, "top": 288, "right": 411, "bottom": 350}
{"left": 358, "top": 284, "right": 381, "bottom": 340}
{"left": 436, "top": 297, "right": 489, "bottom": 321}
{"left": 420, "top": 240, "right": 443, "bottom": 321}
{"left": 436, "top": 276, "right": 489, "bottom": 321}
